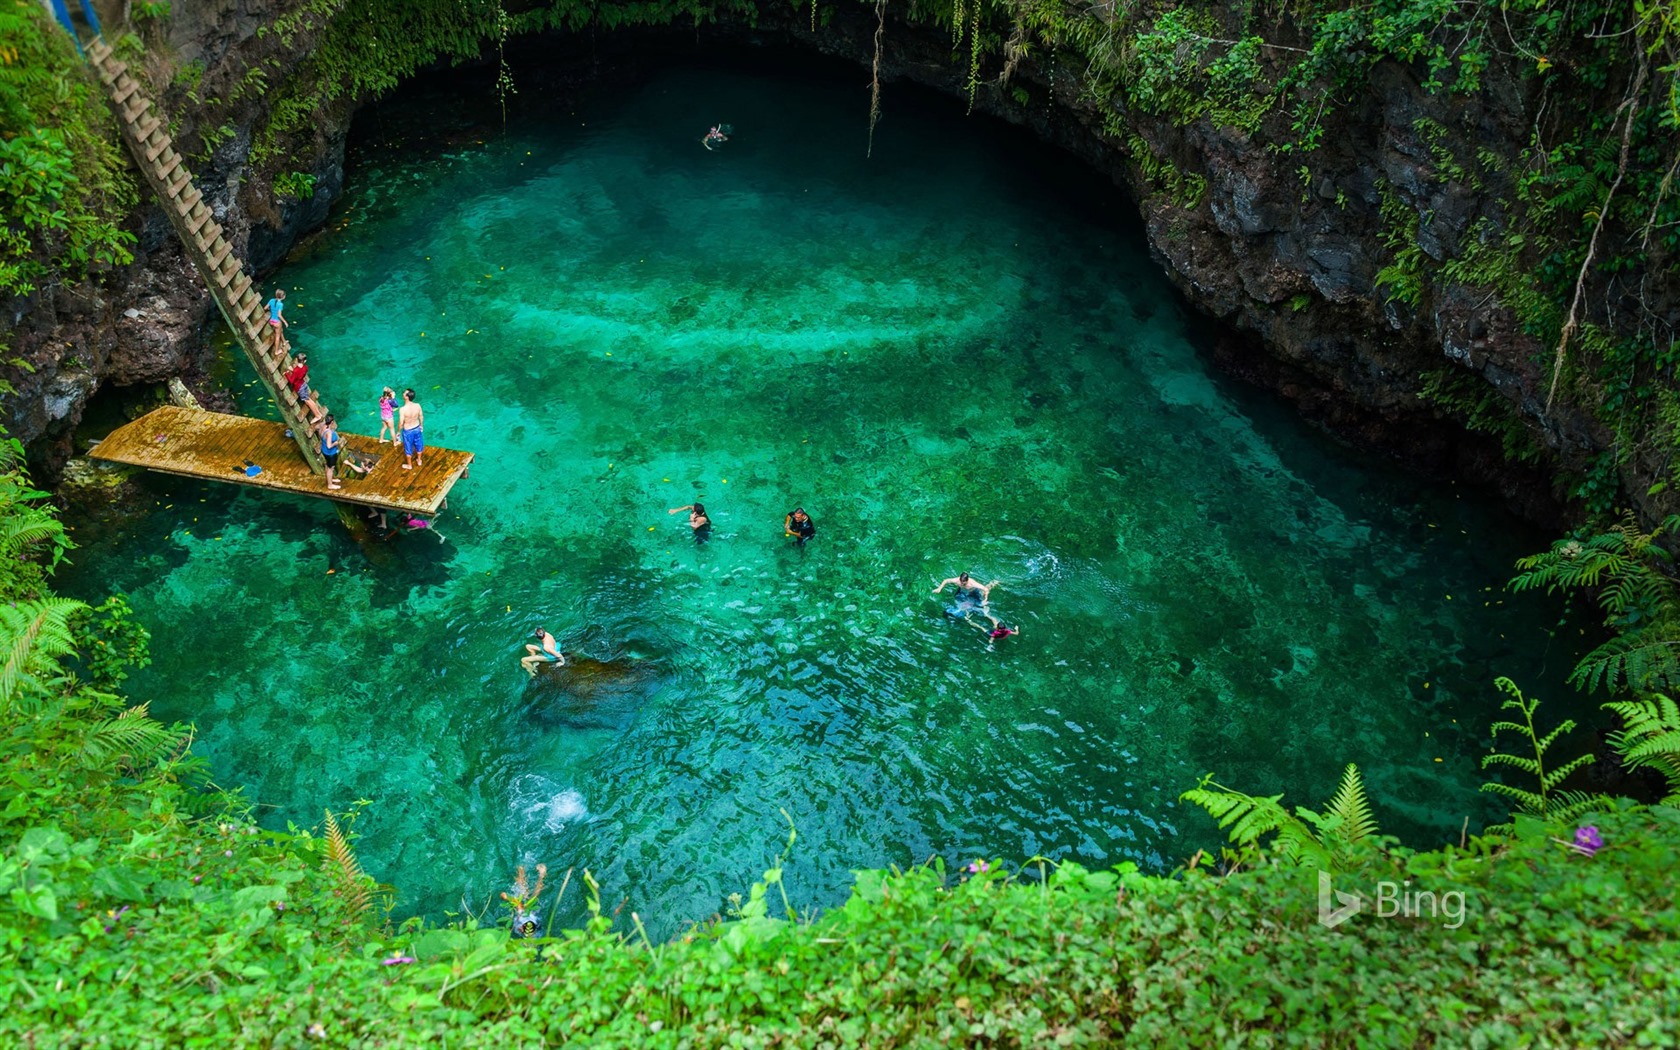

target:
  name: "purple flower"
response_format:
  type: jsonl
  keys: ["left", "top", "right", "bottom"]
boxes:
{"left": 965, "top": 859, "right": 990, "bottom": 875}
{"left": 1573, "top": 825, "right": 1603, "bottom": 857}
{"left": 381, "top": 953, "right": 416, "bottom": 966}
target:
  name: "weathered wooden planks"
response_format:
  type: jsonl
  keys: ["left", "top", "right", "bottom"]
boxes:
{"left": 90, "top": 407, "right": 472, "bottom": 516}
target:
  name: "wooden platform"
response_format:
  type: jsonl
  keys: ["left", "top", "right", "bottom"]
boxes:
{"left": 89, "top": 406, "right": 473, "bottom": 516}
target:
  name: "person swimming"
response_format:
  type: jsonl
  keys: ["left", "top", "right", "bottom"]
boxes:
{"left": 703, "top": 124, "right": 730, "bottom": 150}
{"left": 969, "top": 613, "right": 1019, "bottom": 647}
{"left": 933, "top": 572, "right": 998, "bottom": 617}
{"left": 520, "top": 627, "right": 565, "bottom": 677}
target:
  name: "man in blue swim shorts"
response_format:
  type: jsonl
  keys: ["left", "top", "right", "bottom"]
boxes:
{"left": 521, "top": 627, "right": 565, "bottom": 676}
{"left": 398, "top": 388, "right": 425, "bottom": 470}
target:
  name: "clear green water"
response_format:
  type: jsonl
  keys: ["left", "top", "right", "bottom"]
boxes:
{"left": 64, "top": 62, "right": 1581, "bottom": 935}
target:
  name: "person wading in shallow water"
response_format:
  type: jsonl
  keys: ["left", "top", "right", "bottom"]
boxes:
{"left": 669, "top": 502, "right": 712, "bottom": 541}
{"left": 398, "top": 389, "right": 424, "bottom": 470}
{"left": 521, "top": 627, "right": 564, "bottom": 676}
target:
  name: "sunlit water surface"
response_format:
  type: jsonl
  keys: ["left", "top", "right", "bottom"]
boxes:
{"left": 63, "top": 62, "right": 1581, "bottom": 934}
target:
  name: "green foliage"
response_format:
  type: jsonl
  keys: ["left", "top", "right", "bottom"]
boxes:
{"left": 0, "top": 5, "right": 136, "bottom": 296}
{"left": 272, "top": 169, "right": 318, "bottom": 202}
{"left": 1418, "top": 366, "right": 1544, "bottom": 465}
{"left": 1181, "top": 762, "right": 1381, "bottom": 870}
{"left": 0, "top": 437, "right": 71, "bottom": 600}
{"left": 67, "top": 594, "right": 151, "bottom": 689}
{"left": 1606, "top": 693, "right": 1680, "bottom": 802}
{"left": 1373, "top": 179, "right": 1425, "bottom": 307}
{"left": 1513, "top": 514, "right": 1680, "bottom": 694}
{"left": 1480, "top": 677, "right": 1601, "bottom": 832}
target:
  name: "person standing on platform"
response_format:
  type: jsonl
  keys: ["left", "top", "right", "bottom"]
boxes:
{"left": 319, "top": 414, "right": 342, "bottom": 490}
{"left": 378, "top": 387, "right": 399, "bottom": 446}
{"left": 399, "top": 389, "right": 425, "bottom": 470}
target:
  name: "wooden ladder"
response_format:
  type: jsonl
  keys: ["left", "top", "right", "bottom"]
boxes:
{"left": 85, "top": 37, "right": 327, "bottom": 475}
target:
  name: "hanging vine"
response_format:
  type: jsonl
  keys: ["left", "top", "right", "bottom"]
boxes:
{"left": 868, "top": 0, "right": 886, "bottom": 157}
{"left": 493, "top": 0, "right": 516, "bottom": 129}
{"left": 965, "top": 0, "right": 982, "bottom": 111}
{"left": 810, "top": 0, "right": 818, "bottom": 33}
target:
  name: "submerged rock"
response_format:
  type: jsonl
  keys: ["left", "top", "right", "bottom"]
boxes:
{"left": 524, "top": 655, "right": 665, "bottom": 732}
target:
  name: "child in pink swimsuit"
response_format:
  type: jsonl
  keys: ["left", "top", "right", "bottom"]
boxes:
{"left": 378, "top": 387, "right": 397, "bottom": 445}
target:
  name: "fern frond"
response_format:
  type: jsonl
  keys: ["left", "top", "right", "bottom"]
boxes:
{"left": 1544, "top": 790, "right": 1609, "bottom": 826}
{"left": 1480, "top": 781, "right": 1546, "bottom": 810}
{"left": 1539, "top": 751, "right": 1595, "bottom": 792}
{"left": 1481, "top": 752, "right": 1542, "bottom": 774}
{"left": 1322, "top": 763, "right": 1379, "bottom": 844}
{"left": 1605, "top": 694, "right": 1680, "bottom": 800}
{"left": 1534, "top": 720, "right": 1581, "bottom": 756}
{"left": 0, "top": 598, "right": 86, "bottom": 705}
{"left": 1570, "top": 632, "right": 1680, "bottom": 694}
{"left": 78, "top": 703, "right": 177, "bottom": 768}
{"left": 322, "top": 810, "right": 373, "bottom": 923}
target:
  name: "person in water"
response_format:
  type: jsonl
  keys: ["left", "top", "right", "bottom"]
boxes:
{"left": 703, "top": 125, "right": 729, "bottom": 150}
{"left": 933, "top": 572, "right": 999, "bottom": 613}
{"left": 668, "top": 502, "right": 712, "bottom": 540}
{"left": 521, "top": 627, "right": 565, "bottom": 677}
{"left": 318, "top": 413, "right": 342, "bottom": 490}
{"left": 784, "top": 507, "right": 815, "bottom": 546}
{"left": 377, "top": 386, "right": 398, "bottom": 446}
{"left": 977, "top": 612, "right": 1019, "bottom": 642}
{"left": 398, "top": 389, "right": 424, "bottom": 470}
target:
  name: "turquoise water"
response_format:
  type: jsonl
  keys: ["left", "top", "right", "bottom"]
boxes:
{"left": 64, "top": 62, "right": 1581, "bottom": 934}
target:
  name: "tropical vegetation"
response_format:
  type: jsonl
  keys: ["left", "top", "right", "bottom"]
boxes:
{"left": 8, "top": 0, "right": 1680, "bottom": 1043}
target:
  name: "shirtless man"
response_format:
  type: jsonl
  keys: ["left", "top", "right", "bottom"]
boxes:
{"left": 520, "top": 627, "right": 564, "bottom": 677}
{"left": 398, "top": 389, "right": 424, "bottom": 470}
{"left": 933, "top": 572, "right": 998, "bottom": 610}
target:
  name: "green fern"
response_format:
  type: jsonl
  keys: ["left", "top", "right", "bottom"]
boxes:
{"left": 1181, "top": 763, "right": 1379, "bottom": 870}
{"left": 1604, "top": 693, "right": 1680, "bottom": 802}
{"left": 0, "top": 597, "right": 86, "bottom": 707}
{"left": 78, "top": 701, "right": 178, "bottom": 769}
{"left": 1512, "top": 515, "right": 1680, "bottom": 693}
{"left": 1480, "top": 677, "right": 1601, "bottom": 833}
{"left": 322, "top": 809, "right": 374, "bottom": 924}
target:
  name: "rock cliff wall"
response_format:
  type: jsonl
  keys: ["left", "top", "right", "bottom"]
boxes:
{"left": 6, "top": 1, "right": 1657, "bottom": 531}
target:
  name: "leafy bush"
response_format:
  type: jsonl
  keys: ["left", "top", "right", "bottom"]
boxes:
{"left": 0, "top": 4, "right": 135, "bottom": 297}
